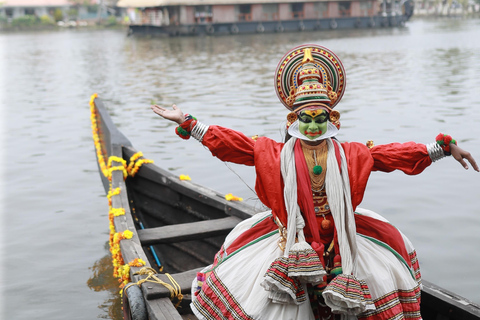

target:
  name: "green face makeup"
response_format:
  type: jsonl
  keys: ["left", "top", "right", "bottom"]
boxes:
{"left": 298, "top": 109, "right": 328, "bottom": 140}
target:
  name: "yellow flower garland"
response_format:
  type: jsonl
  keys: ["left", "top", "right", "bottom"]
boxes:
{"left": 127, "top": 152, "right": 154, "bottom": 177}
{"left": 90, "top": 93, "right": 158, "bottom": 293}
{"left": 179, "top": 174, "right": 191, "bottom": 181}
{"left": 225, "top": 193, "right": 243, "bottom": 201}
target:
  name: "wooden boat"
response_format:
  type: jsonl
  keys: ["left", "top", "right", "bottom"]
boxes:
{"left": 116, "top": 0, "right": 415, "bottom": 37}
{"left": 91, "top": 95, "right": 480, "bottom": 320}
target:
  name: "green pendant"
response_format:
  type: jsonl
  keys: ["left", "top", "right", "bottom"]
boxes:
{"left": 313, "top": 165, "right": 323, "bottom": 175}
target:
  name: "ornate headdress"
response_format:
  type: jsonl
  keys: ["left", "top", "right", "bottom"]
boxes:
{"left": 275, "top": 44, "right": 346, "bottom": 129}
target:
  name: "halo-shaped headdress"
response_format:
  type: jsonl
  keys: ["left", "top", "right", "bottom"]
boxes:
{"left": 275, "top": 44, "right": 346, "bottom": 112}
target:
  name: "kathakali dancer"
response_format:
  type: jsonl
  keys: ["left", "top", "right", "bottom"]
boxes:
{"left": 151, "top": 44, "right": 478, "bottom": 320}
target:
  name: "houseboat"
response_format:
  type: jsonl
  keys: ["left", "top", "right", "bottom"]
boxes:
{"left": 117, "top": 0, "right": 415, "bottom": 36}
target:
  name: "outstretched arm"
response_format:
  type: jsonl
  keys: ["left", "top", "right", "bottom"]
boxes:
{"left": 151, "top": 103, "right": 256, "bottom": 166}
{"left": 151, "top": 104, "right": 184, "bottom": 124}
{"left": 450, "top": 144, "right": 479, "bottom": 171}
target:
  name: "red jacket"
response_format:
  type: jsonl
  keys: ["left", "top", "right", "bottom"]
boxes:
{"left": 202, "top": 125, "right": 432, "bottom": 228}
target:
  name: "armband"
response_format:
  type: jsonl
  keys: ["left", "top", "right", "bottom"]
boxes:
{"left": 426, "top": 142, "right": 445, "bottom": 162}
{"left": 191, "top": 121, "right": 209, "bottom": 142}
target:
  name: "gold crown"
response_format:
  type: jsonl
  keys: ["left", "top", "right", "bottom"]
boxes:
{"left": 275, "top": 44, "right": 346, "bottom": 112}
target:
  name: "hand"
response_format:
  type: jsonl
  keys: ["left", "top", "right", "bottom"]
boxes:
{"left": 450, "top": 144, "right": 479, "bottom": 172}
{"left": 151, "top": 104, "right": 184, "bottom": 124}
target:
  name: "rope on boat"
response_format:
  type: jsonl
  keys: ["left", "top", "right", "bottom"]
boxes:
{"left": 125, "top": 267, "right": 184, "bottom": 308}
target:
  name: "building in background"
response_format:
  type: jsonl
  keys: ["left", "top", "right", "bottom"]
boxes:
{"left": 116, "top": 0, "right": 413, "bottom": 36}
{"left": 0, "top": 0, "right": 120, "bottom": 25}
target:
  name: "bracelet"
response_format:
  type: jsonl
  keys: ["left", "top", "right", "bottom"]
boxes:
{"left": 435, "top": 133, "right": 457, "bottom": 156}
{"left": 175, "top": 114, "right": 197, "bottom": 140}
{"left": 426, "top": 142, "right": 445, "bottom": 162}
{"left": 191, "top": 121, "right": 209, "bottom": 142}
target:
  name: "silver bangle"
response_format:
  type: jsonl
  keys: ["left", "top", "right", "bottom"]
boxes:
{"left": 426, "top": 142, "right": 445, "bottom": 162}
{"left": 191, "top": 121, "right": 209, "bottom": 142}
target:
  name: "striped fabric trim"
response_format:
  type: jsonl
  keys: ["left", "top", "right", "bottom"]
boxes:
{"left": 358, "top": 285, "right": 422, "bottom": 320}
{"left": 324, "top": 274, "right": 373, "bottom": 306}
{"left": 288, "top": 248, "right": 326, "bottom": 277}
{"left": 193, "top": 270, "right": 255, "bottom": 320}
{"left": 409, "top": 250, "right": 422, "bottom": 284}
{"left": 250, "top": 213, "right": 273, "bottom": 228}
{"left": 264, "top": 257, "right": 307, "bottom": 303}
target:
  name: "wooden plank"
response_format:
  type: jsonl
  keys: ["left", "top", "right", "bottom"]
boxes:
{"left": 138, "top": 216, "right": 242, "bottom": 245}
{"left": 145, "top": 298, "right": 184, "bottom": 320}
{"left": 142, "top": 267, "right": 204, "bottom": 301}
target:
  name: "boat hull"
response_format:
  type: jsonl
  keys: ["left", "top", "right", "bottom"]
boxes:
{"left": 92, "top": 97, "right": 480, "bottom": 320}
{"left": 128, "top": 15, "right": 408, "bottom": 37}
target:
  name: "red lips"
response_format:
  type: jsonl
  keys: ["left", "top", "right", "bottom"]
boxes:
{"left": 304, "top": 130, "right": 322, "bottom": 136}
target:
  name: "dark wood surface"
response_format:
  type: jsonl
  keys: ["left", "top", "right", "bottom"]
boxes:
{"left": 146, "top": 298, "right": 185, "bottom": 320}
{"left": 421, "top": 280, "right": 480, "bottom": 320}
{"left": 137, "top": 216, "right": 242, "bottom": 245}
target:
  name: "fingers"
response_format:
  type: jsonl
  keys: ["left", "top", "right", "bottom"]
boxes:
{"left": 151, "top": 104, "right": 165, "bottom": 116}
{"left": 454, "top": 150, "right": 479, "bottom": 172}
{"left": 151, "top": 104, "right": 178, "bottom": 117}
{"left": 465, "top": 154, "right": 479, "bottom": 172}
{"left": 458, "top": 158, "right": 469, "bottom": 170}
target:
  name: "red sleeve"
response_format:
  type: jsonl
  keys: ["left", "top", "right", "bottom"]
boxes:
{"left": 201, "top": 125, "right": 256, "bottom": 166}
{"left": 370, "top": 142, "right": 432, "bottom": 175}
{"left": 342, "top": 141, "right": 433, "bottom": 210}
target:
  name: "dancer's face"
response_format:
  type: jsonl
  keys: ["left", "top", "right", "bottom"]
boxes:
{"left": 298, "top": 109, "right": 328, "bottom": 140}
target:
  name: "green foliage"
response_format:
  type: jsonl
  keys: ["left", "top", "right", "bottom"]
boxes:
{"left": 105, "top": 15, "right": 117, "bottom": 26}
{"left": 0, "top": 14, "right": 7, "bottom": 25}
{"left": 9, "top": 14, "right": 56, "bottom": 28}
{"left": 68, "top": 0, "right": 94, "bottom": 5}
{"left": 53, "top": 8, "right": 63, "bottom": 22}
{"left": 40, "top": 15, "right": 55, "bottom": 26}
{"left": 87, "top": 4, "right": 99, "bottom": 13}
{"left": 11, "top": 15, "right": 38, "bottom": 27}
{"left": 67, "top": 8, "right": 79, "bottom": 19}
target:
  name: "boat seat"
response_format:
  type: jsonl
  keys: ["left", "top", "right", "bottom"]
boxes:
{"left": 137, "top": 216, "right": 242, "bottom": 245}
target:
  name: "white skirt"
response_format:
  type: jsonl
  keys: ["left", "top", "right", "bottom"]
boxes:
{"left": 191, "top": 208, "right": 422, "bottom": 320}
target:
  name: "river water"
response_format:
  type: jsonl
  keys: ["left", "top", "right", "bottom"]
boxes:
{"left": 2, "top": 18, "right": 480, "bottom": 319}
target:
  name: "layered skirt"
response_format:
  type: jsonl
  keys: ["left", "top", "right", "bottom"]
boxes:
{"left": 191, "top": 208, "right": 422, "bottom": 320}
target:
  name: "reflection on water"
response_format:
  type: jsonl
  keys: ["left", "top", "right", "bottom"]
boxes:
{"left": 87, "top": 243, "right": 123, "bottom": 320}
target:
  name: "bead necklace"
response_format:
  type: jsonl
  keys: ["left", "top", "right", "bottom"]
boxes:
{"left": 301, "top": 140, "right": 332, "bottom": 230}
{"left": 301, "top": 140, "right": 328, "bottom": 192}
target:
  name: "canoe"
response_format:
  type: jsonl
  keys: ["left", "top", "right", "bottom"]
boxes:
{"left": 90, "top": 95, "right": 480, "bottom": 320}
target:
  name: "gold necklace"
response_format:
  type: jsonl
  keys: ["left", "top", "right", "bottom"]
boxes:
{"left": 301, "top": 140, "right": 328, "bottom": 192}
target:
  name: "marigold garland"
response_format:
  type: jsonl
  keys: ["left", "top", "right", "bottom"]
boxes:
{"left": 225, "top": 193, "right": 243, "bottom": 201}
{"left": 110, "top": 207, "right": 126, "bottom": 217}
{"left": 129, "top": 258, "right": 146, "bottom": 267}
{"left": 127, "top": 152, "right": 144, "bottom": 173}
{"left": 90, "top": 94, "right": 155, "bottom": 294}
{"left": 108, "top": 156, "right": 127, "bottom": 168}
{"left": 129, "top": 159, "right": 154, "bottom": 177}
{"left": 90, "top": 93, "right": 108, "bottom": 178}
{"left": 127, "top": 152, "right": 154, "bottom": 177}
{"left": 179, "top": 174, "right": 191, "bottom": 181}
